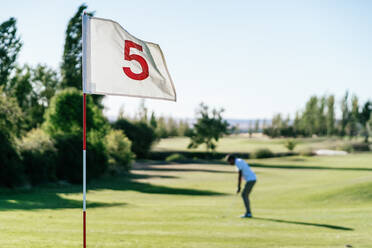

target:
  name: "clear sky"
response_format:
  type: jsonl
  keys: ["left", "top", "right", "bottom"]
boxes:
{"left": 1, "top": 0, "right": 371, "bottom": 119}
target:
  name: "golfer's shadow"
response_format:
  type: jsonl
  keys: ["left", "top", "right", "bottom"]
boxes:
{"left": 253, "top": 217, "right": 353, "bottom": 231}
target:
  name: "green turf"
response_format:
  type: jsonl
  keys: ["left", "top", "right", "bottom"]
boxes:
{"left": 153, "top": 136, "right": 360, "bottom": 153}
{"left": 1, "top": 153, "right": 372, "bottom": 247}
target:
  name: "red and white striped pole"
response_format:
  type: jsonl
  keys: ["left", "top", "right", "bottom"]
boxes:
{"left": 82, "top": 12, "right": 88, "bottom": 248}
{"left": 83, "top": 93, "right": 87, "bottom": 248}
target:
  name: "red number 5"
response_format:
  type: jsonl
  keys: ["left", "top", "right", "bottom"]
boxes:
{"left": 123, "top": 40, "right": 149, "bottom": 80}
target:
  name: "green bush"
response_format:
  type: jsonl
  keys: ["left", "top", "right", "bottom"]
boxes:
{"left": 339, "top": 143, "right": 371, "bottom": 153}
{"left": 113, "top": 118, "right": 157, "bottom": 158}
{"left": 0, "top": 131, "right": 24, "bottom": 187}
{"left": 0, "top": 92, "right": 24, "bottom": 187}
{"left": 105, "top": 129, "right": 134, "bottom": 172}
{"left": 53, "top": 133, "right": 82, "bottom": 183}
{"left": 54, "top": 132, "right": 108, "bottom": 184}
{"left": 351, "top": 143, "right": 370, "bottom": 152}
{"left": 165, "top": 153, "right": 187, "bottom": 162}
{"left": 338, "top": 144, "right": 353, "bottom": 153}
{"left": 253, "top": 148, "right": 274, "bottom": 159}
{"left": 0, "top": 88, "right": 24, "bottom": 138}
{"left": 19, "top": 129, "right": 57, "bottom": 185}
{"left": 87, "top": 130, "right": 108, "bottom": 180}
{"left": 284, "top": 139, "right": 297, "bottom": 151}
{"left": 43, "top": 88, "right": 108, "bottom": 136}
{"left": 44, "top": 88, "right": 109, "bottom": 184}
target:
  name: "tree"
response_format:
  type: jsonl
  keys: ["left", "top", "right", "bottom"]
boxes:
{"left": 7, "top": 64, "right": 59, "bottom": 130}
{"left": 368, "top": 113, "right": 372, "bottom": 140}
{"left": 0, "top": 17, "right": 22, "bottom": 87}
{"left": 61, "top": 4, "right": 91, "bottom": 89}
{"left": 326, "top": 95, "right": 336, "bottom": 136}
{"left": 32, "top": 64, "right": 60, "bottom": 107}
{"left": 113, "top": 117, "right": 157, "bottom": 158}
{"left": 7, "top": 65, "right": 36, "bottom": 130}
{"left": 0, "top": 87, "right": 23, "bottom": 138}
{"left": 105, "top": 129, "right": 134, "bottom": 172}
{"left": 359, "top": 101, "right": 372, "bottom": 143}
{"left": 262, "top": 119, "right": 267, "bottom": 130}
{"left": 137, "top": 99, "right": 149, "bottom": 122}
{"left": 263, "top": 113, "right": 283, "bottom": 138}
{"left": 43, "top": 88, "right": 109, "bottom": 183}
{"left": 178, "top": 119, "right": 191, "bottom": 136}
{"left": 60, "top": 5, "right": 103, "bottom": 106}
{"left": 318, "top": 96, "right": 327, "bottom": 135}
{"left": 284, "top": 139, "right": 297, "bottom": 151}
{"left": 43, "top": 88, "right": 107, "bottom": 136}
{"left": 348, "top": 95, "right": 359, "bottom": 138}
{"left": 187, "top": 103, "right": 229, "bottom": 152}
{"left": 280, "top": 114, "right": 295, "bottom": 137}
{"left": 293, "top": 111, "right": 303, "bottom": 136}
{"left": 271, "top": 114, "right": 283, "bottom": 137}
{"left": 248, "top": 122, "right": 253, "bottom": 138}
{"left": 166, "top": 117, "right": 178, "bottom": 137}
{"left": 7, "top": 65, "right": 33, "bottom": 109}
{"left": 149, "top": 111, "right": 157, "bottom": 129}
{"left": 155, "top": 116, "right": 169, "bottom": 138}
{"left": 340, "top": 91, "right": 350, "bottom": 137}
{"left": 0, "top": 89, "right": 24, "bottom": 187}
{"left": 254, "top": 119, "right": 260, "bottom": 132}
{"left": 302, "top": 96, "right": 319, "bottom": 136}
{"left": 19, "top": 129, "right": 57, "bottom": 185}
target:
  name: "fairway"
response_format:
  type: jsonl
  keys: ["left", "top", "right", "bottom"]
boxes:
{"left": 153, "top": 136, "right": 360, "bottom": 153}
{"left": 1, "top": 154, "right": 372, "bottom": 248}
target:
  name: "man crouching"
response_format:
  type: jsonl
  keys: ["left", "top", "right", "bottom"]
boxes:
{"left": 227, "top": 154, "right": 257, "bottom": 218}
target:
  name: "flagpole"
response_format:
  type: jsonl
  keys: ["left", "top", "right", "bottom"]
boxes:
{"left": 83, "top": 93, "right": 87, "bottom": 248}
{"left": 82, "top": 12, "right": 88, "bottom": 248}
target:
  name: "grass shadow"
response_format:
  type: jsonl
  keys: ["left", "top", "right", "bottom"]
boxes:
{"left": 0, "top": 172, "right": 224, "bottom": 211}
{"left": 253, "top": 217, "right": 353, "bottom": 231}
{"left": 90, "top": 175, "right": 225, "bottom": 196}
{"left": 129, "top": 173, "right": 179, "bottom": 180}
{"left": 0, "top": 192, "right": 125, "bottom": 211}
{"left": 251, "top": 163, "right": 372, "bottom": 172}
{"left": 133, "top": 163, "right": 233, "bottom": 174}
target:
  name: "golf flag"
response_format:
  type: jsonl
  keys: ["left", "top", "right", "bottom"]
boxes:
{"left": 82, "top": 15, "right": 176, "bottom": 101}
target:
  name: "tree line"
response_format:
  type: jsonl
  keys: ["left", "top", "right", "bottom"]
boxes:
{"left": 122, "top": 100, "right": 192, "bottom": 139}
{"left": 263, "top": 93, "right": 372, "bottom": 142}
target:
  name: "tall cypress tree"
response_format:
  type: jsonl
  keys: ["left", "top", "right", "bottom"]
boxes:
{"left": 326, "top": 95, "right": 336, "bottom": 136}
{"left": 359, "top": 101, "right": 371, "bottom": 143}
{"left": 61, "top": 4, "right": 91, "bottom": 90}
{"left": 0, "top": 17, "right": 22, "bottom": 88}
{"left": 340, "top": 91, "right": 350, "bottom": 137}
{"left": 60, "top": 4, "right": 103, "bottom": 107}
{"left": 368, "top": 113, "right": 372, "bottom": 140}
{"left": 318, "top": 96, "right": 327, "bottom": 135}
{"left": 303, "top": 96, "right": 319, "bottom": 136}
{"left": 348, "top": 95, "right": 359, "bottom": 138}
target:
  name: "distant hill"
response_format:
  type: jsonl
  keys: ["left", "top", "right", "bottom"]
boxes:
{"left": 226, "top": 119, "right": 272, "bottom": 132}
{"left": 106, "top": 115, "right": 271, "bottom": 133}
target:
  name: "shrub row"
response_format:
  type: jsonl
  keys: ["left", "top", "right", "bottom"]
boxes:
{"left": 112, "top": 118, "right": 157, "bottom": 159}
{"left": 1, "top": 128, "right": 134, "bottom": 188}
{"left": 149, "top": 150, "right": 296, "bottom": 161}
{"left": 0, "top": 88, "right": 135, "bottom": 188}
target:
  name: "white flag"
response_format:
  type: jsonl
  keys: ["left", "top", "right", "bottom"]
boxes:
{"left": 82, "top": 15, "right": 176, "bottom": 101}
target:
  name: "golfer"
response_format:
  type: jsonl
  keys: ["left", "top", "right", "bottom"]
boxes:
{"left": 227, "top": 154, "right": 257, "bottom": 218}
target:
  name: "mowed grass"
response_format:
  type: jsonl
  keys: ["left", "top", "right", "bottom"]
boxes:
{"left": 1, "top": 153, "right": 372, "bottom": 247}
{"left": 153, "top": 136, "right": 359, "bottom": 153}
